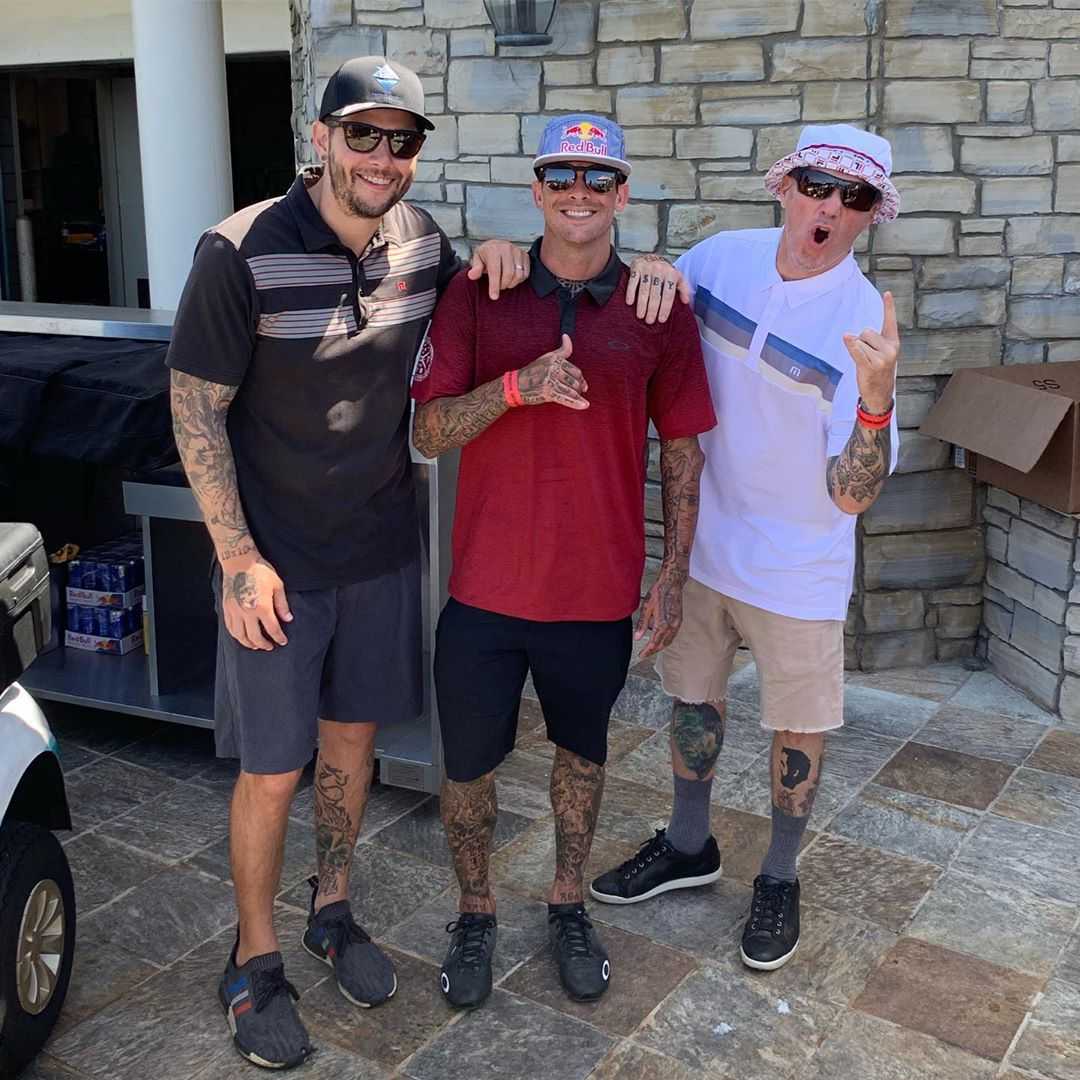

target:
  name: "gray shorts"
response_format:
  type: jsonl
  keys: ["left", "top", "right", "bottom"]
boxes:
{"left": 213, "top": 559, "right": 422, "bottom": 774}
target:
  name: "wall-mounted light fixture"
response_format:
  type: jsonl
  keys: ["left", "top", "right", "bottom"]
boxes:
{"left": 483, "top": 0, "right": 560, "bottom": 46}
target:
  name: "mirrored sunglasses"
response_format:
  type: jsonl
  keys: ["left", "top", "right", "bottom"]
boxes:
{"left": 535, "top": 164, "right": 626, "bottom": 194}
{"left": 325, "top": 119, "right": 426, "bottom": 160}
{"left": 791, "top": 166, "right": 881, "bottom": 213}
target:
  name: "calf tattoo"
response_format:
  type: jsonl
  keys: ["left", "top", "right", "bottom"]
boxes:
{"left": 441, "top": 775, "right": 498, "bottom": 911}
{"left": 550, "top": 748, "right": 605, "bottom": 903}
{"left": 314, "top": 761, "right": 358, "bottom": 898}
{"left": 775, "top": 745, "right": 820, "bottom": 817}
{"left": 672, "top": 703, "right": 725, "bottom": 780}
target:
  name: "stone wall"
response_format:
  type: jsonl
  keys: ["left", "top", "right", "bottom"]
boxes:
{"left": 291, "top": 0, "right": 1080, "bottom": 671}
{"left": 981, "top": 486, "right": 1080, "bottom": 725}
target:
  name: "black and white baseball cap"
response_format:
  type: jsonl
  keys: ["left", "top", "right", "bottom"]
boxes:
{"left": 319, "top": 56, "right": 434, "bottom": 131}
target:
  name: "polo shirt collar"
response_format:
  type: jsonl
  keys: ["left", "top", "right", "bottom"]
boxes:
{"left": 528, "top": 237, "right": 623, "bottom": 306}
{"left": 286, "top": 166, "right": 397, "bottom": 256}
{"left": 758, "top": 232, "right": 859, "bottom": 309}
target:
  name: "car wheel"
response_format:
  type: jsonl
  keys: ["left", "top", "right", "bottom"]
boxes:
{"left": 0, "top": 821, "right": 76, "bottom": 1076}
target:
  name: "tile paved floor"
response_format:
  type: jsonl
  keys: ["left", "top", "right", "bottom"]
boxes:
{"left": 26, "top": 659, "right": 1080, "bottom": 1079}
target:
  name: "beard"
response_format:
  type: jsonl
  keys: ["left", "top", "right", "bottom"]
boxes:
{"left": 326, "top": 151, "right": 412, "bottom": 219}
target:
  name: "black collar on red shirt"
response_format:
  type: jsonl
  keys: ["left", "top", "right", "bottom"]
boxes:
{"left": 286, "top": 167, "right": 398, "bottom": 257}
{"left": 527, "top": 237, "right": 624, "bottom": 307}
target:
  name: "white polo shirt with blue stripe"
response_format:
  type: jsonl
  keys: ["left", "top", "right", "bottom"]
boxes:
{"left": 676, "top": 227, "right": 899, "bottom": 622}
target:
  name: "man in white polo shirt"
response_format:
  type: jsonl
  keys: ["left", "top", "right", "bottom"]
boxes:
{"left": 591, "top": 125, "right": 902, "bottom": 973}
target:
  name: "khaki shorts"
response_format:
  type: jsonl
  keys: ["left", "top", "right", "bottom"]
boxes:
{"left": 657, "top": 577, "right": 844, "bottom": 734}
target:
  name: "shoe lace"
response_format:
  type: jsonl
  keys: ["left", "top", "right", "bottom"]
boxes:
{"left": 549, "top": 908, "right": 594, "bottom": 960}
{"left": 323, "top": 910, "right": 373, "bottom": 956}
{"left": 748, "top": 878, "right": 792, "bottom": 939}
{"left": 445, "top": 917, "right": 494, "bottom": 968}
{"left": 616, "top": 829, "right": 671, "bottom": 880}
{"left": 249, "top": 966, "right": 300, "bottom": 1013}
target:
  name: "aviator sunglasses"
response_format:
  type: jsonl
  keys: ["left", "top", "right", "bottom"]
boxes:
{"left": 324, "top": 118, "right": 426, "bottom": 160}
{"left": 790, "top": 166, "right": 881, "bottom": 213}
{"left": 535, "top": 164, "right": 627, "bottom": 195}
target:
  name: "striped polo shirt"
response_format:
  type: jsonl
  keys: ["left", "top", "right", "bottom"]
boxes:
{"left": 166, "top": 168, "right": 461, "bottom": 589}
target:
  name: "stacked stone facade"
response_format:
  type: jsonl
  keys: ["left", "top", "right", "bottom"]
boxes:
{"left": 981, "top": 486, "right": 1080, "bottom": 726}
{"left": 291, "top": 0, "right": 1080, "bottom": 672}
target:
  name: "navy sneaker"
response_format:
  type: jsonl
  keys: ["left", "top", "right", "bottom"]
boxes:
{"left": 302, "top": 876, "right": 396, "bottom": 1007}
{"left": 548, "top": 904, "right": 610, "bottom": 1002}
{"left": 218, "top": 938, "right": 312, "bottom": 1070}
{"left": 440, "top": 913, "right": 497, "bottom": 1009}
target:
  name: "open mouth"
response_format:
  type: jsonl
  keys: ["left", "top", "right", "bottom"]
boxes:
{"left": 356, "top": 171, "right": 395, "bottom": 189}
{"left": 561, "top": 208, "right": 596, "bottom": 220}
{"left": 812, "top": 226, "right": 831, "bottom": 246}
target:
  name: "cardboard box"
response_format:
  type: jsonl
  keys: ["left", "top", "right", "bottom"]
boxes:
{"left": 920, "top": 361, "right": 1080, "bottom": 513}
{"left": 65, "top": 628, "right": 144, "bottom": 655}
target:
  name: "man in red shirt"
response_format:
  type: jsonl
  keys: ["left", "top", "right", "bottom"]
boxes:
{"left": 411, "top": 114, "right": 716, "bottom": 1008}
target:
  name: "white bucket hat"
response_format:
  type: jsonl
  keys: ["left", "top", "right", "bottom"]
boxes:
{"left": 764, "top": 124, "right": 900, "bottom": 224}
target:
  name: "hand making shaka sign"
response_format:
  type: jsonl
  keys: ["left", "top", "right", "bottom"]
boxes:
{"left": 842, "top": 290, "right": 900, "bottom": 415}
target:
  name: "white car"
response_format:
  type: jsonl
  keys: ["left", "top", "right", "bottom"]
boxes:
{"left": 0, "top": 525, "right": 75, "bottom": 1076}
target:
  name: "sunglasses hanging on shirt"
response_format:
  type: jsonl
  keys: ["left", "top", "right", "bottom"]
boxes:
{"left": 535, "top": 164, "right": 627, "bottom": 194}
{"left": 789, "top": 166, "right": 881, "bottom": 213}
{"left": 324, "top": 119, "right": 427, "bottom": 160}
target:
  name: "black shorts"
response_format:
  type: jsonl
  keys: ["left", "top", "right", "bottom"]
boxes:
{"left": 434, "top": 598, "right": 632, "bottom": 783}
{"left": 213, "top": 559, "right": 422, "bottom": 774}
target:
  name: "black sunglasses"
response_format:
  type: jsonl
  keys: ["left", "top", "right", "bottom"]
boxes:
{"left": 324, "top": 119, "right": 426, "bottom": 160}
{"left": 535, "top": 164, "right": 627, "bottom": 194}
{"left": 790, "top": 167, "right": 880, "bottom": 213}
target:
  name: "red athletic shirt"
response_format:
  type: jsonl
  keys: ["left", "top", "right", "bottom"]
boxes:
{"left": 412, "top": 244, "right": 716, "bottom": 622}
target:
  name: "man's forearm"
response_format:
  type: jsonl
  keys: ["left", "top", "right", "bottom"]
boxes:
{"left": 659, "top": 436, "right": 705, "bottom": 580}
{"left": 170, "top": 370, "right": 256, "bottom": 563}
{"left": 412, "top": 378, "right": 507, "bottom": 458}
{"left": 826, "top": 420, "right": 892, "bottom": 515}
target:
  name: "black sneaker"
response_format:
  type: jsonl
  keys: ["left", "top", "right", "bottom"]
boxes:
{"left": 218, "top": 938, "right": 313, "bottom": 1070}
{"left": 740, "top": 875, "right": 800, "bottom": 971}
{"left": 440, "top": 913, "right": 497, "bottom": 1009}
{"left": 302, "top": 877, "right": 397, "bottom": 1007}
{"left": 590, "top": 829, "right": 722, "bottom": 905}
{"left": 548, "top": 904, "right": 610, "bottom": 1002}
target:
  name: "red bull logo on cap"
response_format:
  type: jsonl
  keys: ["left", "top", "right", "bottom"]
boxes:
{"left": 560, "top": 120, "right": 608, "bottom": 156}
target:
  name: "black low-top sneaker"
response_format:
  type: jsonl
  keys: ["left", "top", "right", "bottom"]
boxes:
{"left": 590, "top": 829, "right": 722, "bottom": 905}
{"left": 219, "top": 939, "right": 313, "bottom": 1070}
{"left": 548, "top": 904, "right": 610, "bottom": 1002}
{"left": 441, "top": 913, "right": 497, "bottom": 1008}
{"left": 740, "top": 875, "right": 800, "bottom": 971}
{"left": 302, "top": 876, "right": 397, "bottom": 1007}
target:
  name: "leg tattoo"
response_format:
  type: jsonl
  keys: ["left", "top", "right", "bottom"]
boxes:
{"left": 672, "top": 702, "right": 725, "bottom": 780}
{"left": 774, "top": 742, "right": 820, "bottom": 817}
{"left": 314, "top": 758, "right": 364, "bottom": 900}
{"left": 441, "top": 774, "right": 498, "bottom": 914}
{"left": 550, "top": 747, "right": 605, "bottom": 904}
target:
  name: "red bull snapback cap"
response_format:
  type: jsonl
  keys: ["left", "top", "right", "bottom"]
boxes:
{"left": 532, "top": 114, "right": 631, "bottom": 176}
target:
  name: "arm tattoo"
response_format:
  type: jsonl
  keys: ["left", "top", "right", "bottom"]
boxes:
{"left": 672, "top": 702, "right": 724, "bottom": 780}
{"left": 826, "top": 421, "right": 892, "bottom": 513}
{"left": 314, "top": 761, "right": 359, "bottom": 898}
{"left": 549, "top": 747, "right": 605, "bottom": 903}
{"left": 170, "top": 370, "right": 255, "bottom": 563}
{"left": 774, "top": 745, "right": 820, "bottom": 818}
{"left": 412, "top": 379, "right": 507, "bottom": 458}
{"left": 659, "top": 436, "right": 705, "bottom": 582}
{"left": 440, "top": 774, "right": 498, "bottom": 911}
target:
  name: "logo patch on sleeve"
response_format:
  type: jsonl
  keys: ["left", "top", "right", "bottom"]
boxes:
{"left": 412, "top": 325, "right": 434, "bottom": 383}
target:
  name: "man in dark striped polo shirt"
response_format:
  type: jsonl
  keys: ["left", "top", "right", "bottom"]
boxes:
{"left": 167, "top": 57, "right": 542, "bottom": 1069}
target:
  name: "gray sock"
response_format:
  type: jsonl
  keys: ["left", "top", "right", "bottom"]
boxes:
{"left": 666, "top": 774, "right": 713, "bottom": 855}
{"left": 760, "top": 806, "right": 809, "bottom": 882}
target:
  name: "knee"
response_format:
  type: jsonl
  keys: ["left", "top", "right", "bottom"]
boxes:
{"left": 319, "top": 720, "right": 377, "bottom": 753}
{"left": 238, "top": 768, "right": 304, "bottom": 805}
{"left": 441, "top": 773, "right": 497, "bottom": 830}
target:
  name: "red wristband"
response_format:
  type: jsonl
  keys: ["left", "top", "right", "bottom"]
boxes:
{"left": 503, "top": 369, "right": 523, "bottom": 408}
{"left": 857, "top": 399, "right": 893, "bottom": 429}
